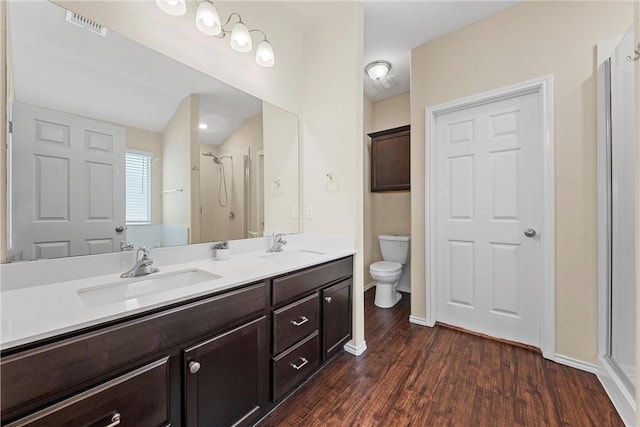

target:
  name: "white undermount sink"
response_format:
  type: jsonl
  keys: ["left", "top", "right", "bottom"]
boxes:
{"left": 77, "top": 269, "right": 221, "bottom": 307}
{"left": 259, "top": 249, "right": 326, "bottom": 262}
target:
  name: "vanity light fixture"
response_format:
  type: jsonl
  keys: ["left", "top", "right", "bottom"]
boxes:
{"left": 155, "top": 0, "right": 187, "bottom": 17}
{"left": 365, "top": 60, "right": 391, "bottom": 81}
{"left": 155, "top": 0, "right": 275, "bottom": 68}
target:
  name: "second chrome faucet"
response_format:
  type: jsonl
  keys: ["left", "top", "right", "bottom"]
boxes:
{"left": 121, "top": 247, "right": 160, "bottom": 278}
{"left": 267, "top": 234, "right": 287, "bottom": 253}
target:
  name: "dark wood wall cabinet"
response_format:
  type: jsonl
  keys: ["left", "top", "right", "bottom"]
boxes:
{"left": 1, "top": 256, "right": 353, "bottom": 427}
{"left": 368, "top": 125, "right": 410, "bottom": 192}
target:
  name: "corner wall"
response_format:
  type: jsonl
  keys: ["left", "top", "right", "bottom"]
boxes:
{"left": 300, "top": 2, "right": 365, "bottom": 350}
{"left": 410, "top": 1, "right": 633, "bottom": 364}
{"left": 363, "top": 93, "right": 411, "bottom": 285}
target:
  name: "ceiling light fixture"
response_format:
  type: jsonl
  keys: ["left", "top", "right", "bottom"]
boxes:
{"left": 156, "top": 0, "right": 275, "bottom": 68}
{"left": 365, "top": 60, "right": 391, "bottom": 81}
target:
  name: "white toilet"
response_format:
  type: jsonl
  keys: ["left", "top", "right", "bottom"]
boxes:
{"left": 370, "top": 235, "right": 410, "bottom": 308}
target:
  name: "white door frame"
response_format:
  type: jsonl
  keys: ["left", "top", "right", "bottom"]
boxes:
{"left": 425, "top": 76, "right": 555, "bottom": 360}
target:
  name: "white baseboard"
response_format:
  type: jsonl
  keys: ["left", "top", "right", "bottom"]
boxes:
{"left": 397, "top": 286, "right": 411, "bottom": 293}
{"left": 409, "top": 315, "right": 429, "bottom": 326}
{"left": 364, "top": 282, "right": 375, "bottom": 292}
{"left": 554, "top": 354, "right": 598, "bottom": 374}
{"left": 597, "top": 356, "right": 636, "bottom": 426}
{"left": 344, "top": 340, "right": 367, "bottom": 356}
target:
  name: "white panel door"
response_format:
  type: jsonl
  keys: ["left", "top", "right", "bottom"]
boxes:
{"left": 11, "top": 102, "right": 125, "bottom": 260}
{"left": 434, "top": 91, "right": 542, "bottom": 346}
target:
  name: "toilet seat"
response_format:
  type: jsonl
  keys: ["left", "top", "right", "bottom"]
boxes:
{"left": 370, "top": 261, "right": 402, "bottom": 275}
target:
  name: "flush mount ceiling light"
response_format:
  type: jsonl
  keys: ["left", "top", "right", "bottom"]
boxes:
{"left": 156, "top": 0, "right": 275, "bottom": 68}
{"left": 365, "top": 60, "right": 391, "bottom": 81}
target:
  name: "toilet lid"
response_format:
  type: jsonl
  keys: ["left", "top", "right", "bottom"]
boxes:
{"left": 370, "top": 261, "right": 402, "bottom": 274}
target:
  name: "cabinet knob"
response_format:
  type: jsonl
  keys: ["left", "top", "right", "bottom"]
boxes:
{"left": 189, "top": 361, "right": 201, "bottom": 374}
{"left": 325, "top": 296, "right": 332, "bottom": 303}
{"left": 105, "top": 413, "right": 121, "bottom": 427}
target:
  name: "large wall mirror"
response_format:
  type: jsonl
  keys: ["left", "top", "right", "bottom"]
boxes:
{"left": 5, "top": 0, "right": 300, "bottom": 262}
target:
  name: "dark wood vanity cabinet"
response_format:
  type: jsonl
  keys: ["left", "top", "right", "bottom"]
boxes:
{"left": 270, "top": 257, "right": 353, "bottom": 402}
{"left": 1, "top": 256, "right": 354, "bottom": 427}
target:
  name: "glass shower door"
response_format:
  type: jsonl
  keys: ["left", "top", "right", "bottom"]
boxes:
{"left": 608, "top": 24, "right": 636, "bottom": 394}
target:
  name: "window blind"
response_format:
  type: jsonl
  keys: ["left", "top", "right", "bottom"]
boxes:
{"left": 125, "top": 151, "right": 152, "bottom": 224}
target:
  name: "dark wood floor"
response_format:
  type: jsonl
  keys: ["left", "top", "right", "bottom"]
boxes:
{"left": 259, "top": 289, "right": 623, "bottom": 426}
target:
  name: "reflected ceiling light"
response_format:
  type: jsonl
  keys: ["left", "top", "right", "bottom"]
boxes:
{"left": 155, "top": 0, "right": 186, "bottom": 16}
{"left": 156, "top": 2, "right": 275, "bottom": 68}
{"left": 365, "top": 60, "right": 391, "bottom": 81}
{"left": 199, "top": 123, "right": 208, "bottom": 129}
{"left": 195, "top": 1, "right": 221, "bottom": 36}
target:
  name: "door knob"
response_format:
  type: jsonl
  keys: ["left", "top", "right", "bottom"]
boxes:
{"left": 188, "top": 361, "right": 201, "bottom": 374}
{"left": 115, "top": 226, "right": 124, "bottom": 233}
{"left": 524, "top": 228, "right": 537, "bottom": 238}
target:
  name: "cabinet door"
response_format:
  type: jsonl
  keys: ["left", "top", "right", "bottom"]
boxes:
{"left": 183, "top": 316, "right": 268, "bottom": 427}
{"left": 322, "top": 279, "right": 352, "bottom": 360}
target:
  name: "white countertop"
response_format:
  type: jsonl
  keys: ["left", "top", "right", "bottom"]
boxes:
{"left": 0, "top": 234, "right": 355, "bottom": 351}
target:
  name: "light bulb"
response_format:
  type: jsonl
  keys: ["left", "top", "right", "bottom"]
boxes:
{"left": 195, "top": 2, "right": 221, "bottom": 36}
{"left": 255, "top": 40, "right": 275, "bottom": 67}
{"left": 230, "top": 21, "right": 252, "bottom": 53}
{"left": 155, "top": 0, "right": 186, "bottom": 16}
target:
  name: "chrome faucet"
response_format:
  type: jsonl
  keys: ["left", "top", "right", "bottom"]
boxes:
{"left": 120, "top": 241, "right": 134, "bottom": 252}
{"left": 121, "top": 247, "right": 160, "bottom": 278}
{"left": 267, "top": 234, "right": 287, "bottom": 253}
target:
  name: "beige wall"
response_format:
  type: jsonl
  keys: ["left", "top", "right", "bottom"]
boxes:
{"left": 162, "top": 94, "right": 198, "bottom": 242}
{"left": 126, "top": 127, "right": 163, "bottom": 225}
{"left": 263, "top": 103, "right": 298, "bottom": 234}
{"left": 363, "top": 93, "right": 411, "bottom": 285}
{"left": 410, "top": 1, "right": 633, "bottom": 363}
{"left": 300, "top": 2, "right": 365, "bottom": 349}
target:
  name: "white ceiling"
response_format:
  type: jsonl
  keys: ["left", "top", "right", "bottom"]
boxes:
{"left": 361, "top": 1, "right": 520, "bottom": 101}
{"left": 8, "top": 0, "right": 262, "bottom": 145}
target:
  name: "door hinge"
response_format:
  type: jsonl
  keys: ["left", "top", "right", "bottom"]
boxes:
{"left": 8, "top": 121, "right": 12, "bottom": 134}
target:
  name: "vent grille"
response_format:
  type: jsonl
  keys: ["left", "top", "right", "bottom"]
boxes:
{"left": 373, "top": 75, "right": 400, "bottom": 91}
{"left": 65, "top": 10, "right": 108, "bottom": 37}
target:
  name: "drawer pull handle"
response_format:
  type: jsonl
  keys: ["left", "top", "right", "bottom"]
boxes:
{"left": 105, "top": 413, "right": 121, "bottom": 427}
{"left": 325, "top": 296, "right": 332, "bottom": 303}
{"left": 189, "top": 361, "right": 201, "bottom": 374}
{"left": 290, "top": 316, "right": 309, "bottom": 327}
{"left": 290, "top": 357, "right": 309, "bottom": 371}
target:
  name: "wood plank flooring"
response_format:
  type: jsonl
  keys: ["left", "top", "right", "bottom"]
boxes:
{"left": 259, "top": 289, "right": 623, "bottom": 427}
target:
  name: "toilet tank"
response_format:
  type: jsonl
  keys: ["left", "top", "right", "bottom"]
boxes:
{"left": 379, "top": 235, "right": 410, "bottom": 264}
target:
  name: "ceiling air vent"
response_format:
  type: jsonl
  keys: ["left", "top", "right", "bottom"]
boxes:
{"left": 65, "top": 10, "right": 108, "bottom": 37}
{"left": 373, "top": 75, "right": 400, "bottom": 91}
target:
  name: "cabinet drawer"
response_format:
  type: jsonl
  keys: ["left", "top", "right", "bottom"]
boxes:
{"left": 273, "top": 294, "right": 319, "bottom": 354}
{"left": 7, "top": 358, "right": 170, "bottom": 427}
{"left": 272, "top": 332, "right": 320, "bottom": 402}
{"left": 1, "top": 282, "right": 267, "bottom": 420}
{"left": 272, "top": 257, "right": 352, "bottom": 306}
